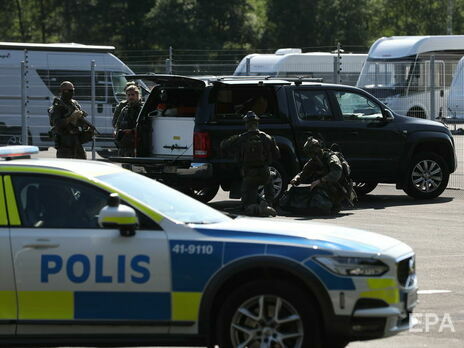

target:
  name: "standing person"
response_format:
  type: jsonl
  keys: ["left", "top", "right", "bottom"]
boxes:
{"left": 112, "top": 81, "right": 136, "bottom": 129}
{"left": 48, "top": 81, "right": 87, "bottom": 159}
{"left": 221, "top": 111, "right": 280, "bottom": 217}
{"left": 287, "top": 137, "right": 355, "bottom": 215}
{"left": 114, "top": 85, "right": 143, "bottom": 156}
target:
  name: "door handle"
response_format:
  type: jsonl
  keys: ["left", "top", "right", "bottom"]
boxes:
{"left": 23, "top": 243, "right": 60, "bottom": 249}
{"left": 350, "top": 131, "right": 359, "bottom": 136}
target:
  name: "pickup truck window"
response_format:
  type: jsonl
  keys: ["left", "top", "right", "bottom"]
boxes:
{"left": 213, "top": 86, "right": 279, "bottom": 122}
{"left": 293, "top": 90, "right": 333, "bottom": 121}
{"left": 334, "top": 91, "right": 383, "bottom": 120}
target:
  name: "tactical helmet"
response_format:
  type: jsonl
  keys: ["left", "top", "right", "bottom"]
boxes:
{"left": 59, "top": 81, "right": 74, "bottom": 91}
{"left": 242, "top": 110, "right": 260, "bottom": 122}
{"left": 303, "top": 136, "right": 322, "bottom": 156}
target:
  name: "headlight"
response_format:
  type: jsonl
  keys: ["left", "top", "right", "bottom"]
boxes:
{"left": 314, "top": 256, "right": 389, "bottom": 276}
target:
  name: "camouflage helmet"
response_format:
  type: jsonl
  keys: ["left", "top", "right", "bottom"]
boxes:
{"left": 303, "top": 136, "right": 323, "bottom": 156}
{"left": 242, "top": 110, "right": 260, "bottom": 122}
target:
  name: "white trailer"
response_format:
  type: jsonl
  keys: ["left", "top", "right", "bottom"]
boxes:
{"left": 233, "top": 48, "right": 367, "bottom": 86}
{"left": 447, "top": 56, "right": 464, "bottom": 119}
{"left": 356, "top": 35, "right": 464, "bottom": 119}
{"left": 0, "top": 42, "right": 143, "bottom": 150}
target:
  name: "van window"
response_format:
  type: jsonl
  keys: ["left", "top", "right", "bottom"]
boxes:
{"left": 212, "top": 86, "right": 279, "bottom": 122}
{"left": 37, "top": 69, "right": 106, "bottom": 102}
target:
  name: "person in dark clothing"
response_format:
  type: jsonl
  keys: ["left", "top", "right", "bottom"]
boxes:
{"left": 49, "top": 81, "right": 87, "bottom": 159}
{"left": 287, "top": 137, "right": 353, "bottom": 215}
{"left": 221, "top": 111, "right": 280, "bottom": 217}
{"left": 114, "top": 85, "right": 143, "bottom": 157}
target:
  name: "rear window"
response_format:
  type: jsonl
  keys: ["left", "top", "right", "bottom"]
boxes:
{"left": 144, "top": 87, "right": 202, "bottom": 118}
{"left": 210, "top": 86, "right": 280, "bottom": 122}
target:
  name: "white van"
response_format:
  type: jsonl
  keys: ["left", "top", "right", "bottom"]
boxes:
{"left": 447, "top": 56, "right": 464, "bottom": 119}
{"left": 356, "top": 35, "right": 464, "bottom": 119}
{"left": 0, "top": 42, "right": 143, "bottom": 150}
{"left": 233, "top": 48, "right": 367, "bottom": 86}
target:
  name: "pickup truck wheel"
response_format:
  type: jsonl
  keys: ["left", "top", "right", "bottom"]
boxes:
{"left": 353, "top": 182, "right": 378, "bottom": 196}
{"left": 403, "top": 152, "right": 449, "bottom": 199}
{"left": 217, "top": 279, "right": 322, "bottom": 348}
{"left": 259, "top": 163, "right": 288, "bottom": 201}
{"left": 188, "top": 184, "right": 220, "bottom": 203}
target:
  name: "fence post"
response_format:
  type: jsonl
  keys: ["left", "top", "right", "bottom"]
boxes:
{"left": 430, "top": 55, "right": 435, "bottom": 120}
{"left": 165, "top": 46, "right": 173, "bottom": 74}
{"left": 90, "top": 60, "right": 96, "bottom": 159}
{"left": 20, "top": 61, "right": 27, "bottom": 145}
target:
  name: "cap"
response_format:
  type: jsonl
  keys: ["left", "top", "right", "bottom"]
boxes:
{"left": 303, "top": 136, "right": 322, "bottom": 155}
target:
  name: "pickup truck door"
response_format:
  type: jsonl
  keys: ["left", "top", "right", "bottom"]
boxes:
{"left": 0, "top": 176, "right": 17, "bottom": 335}
{"left": 327, "top": 89, "right": 406, "bottom": 181}
{"left": 287, "top": 87, "right": 343, "bottom": 164}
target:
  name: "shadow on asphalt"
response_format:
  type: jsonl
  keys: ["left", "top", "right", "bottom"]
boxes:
{"left": 209, "top": 193, "right": 454, "bottom": 220}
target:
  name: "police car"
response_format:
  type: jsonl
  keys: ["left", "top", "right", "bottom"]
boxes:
{"left": 0, "top": 146, "right": 417, "bottom": 348}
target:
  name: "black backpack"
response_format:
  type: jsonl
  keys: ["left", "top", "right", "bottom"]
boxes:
{"left": 331, "top": 150, "right": 357, "bottom": 206}
{"left": 241, "top": 132, "right": 267, "bottom": 167}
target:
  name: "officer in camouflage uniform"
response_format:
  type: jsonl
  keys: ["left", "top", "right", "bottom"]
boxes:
{"left": 112, "top": 81, "right": 137, "bottom": 129}
{"left": 114, "top": 85, "right": 143, "bottom": 156}
{"left": 49, "top": 81, "right": 87, "bottom": 159}
{"left": 221, "top": 111, "right": 280, "bottom": 217}
{"left": 289, "top": 137, "right": 345, "bottom": 215}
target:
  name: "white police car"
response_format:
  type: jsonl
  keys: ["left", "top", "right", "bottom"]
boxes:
{"left": 0, "top": 146, "right": 417, "bottom": 348}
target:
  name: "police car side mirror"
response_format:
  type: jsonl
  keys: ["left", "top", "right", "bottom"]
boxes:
{"left": 98, "top": 193, "right": 139, "bottom": 237}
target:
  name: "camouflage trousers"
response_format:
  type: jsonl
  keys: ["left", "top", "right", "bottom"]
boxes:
{"left": 56, "top": 144, "right": 86, "bottom": 159}
{"left": 241, "top": 166, "right": 274, "bottom": 207}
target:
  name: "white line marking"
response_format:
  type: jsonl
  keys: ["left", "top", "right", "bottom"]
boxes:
{"left": 417, "top": 290, "right": 452, "bottom": 294}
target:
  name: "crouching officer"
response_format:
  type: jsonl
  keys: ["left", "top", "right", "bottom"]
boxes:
{"left": 49, "top": 81, "right": 87, "bottom": 159}
{"left": 221, "top": 111, "right": 280, "bottom": 217}
{"left": 289, "top": 137, "right": 352, "bottom": 215}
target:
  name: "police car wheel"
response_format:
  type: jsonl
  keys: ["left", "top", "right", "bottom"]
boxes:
{"left": 403, "top": 152, "right": 449, "bottom": 199}
{"left": 217, "top": 279, "right": 322, "bottom": 348}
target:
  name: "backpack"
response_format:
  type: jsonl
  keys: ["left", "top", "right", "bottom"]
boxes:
{"left": 241, "top": 132, "right": 267, "bottom": 167}
{"left": 331, "top": 150, "right": 357, "bottom": 206}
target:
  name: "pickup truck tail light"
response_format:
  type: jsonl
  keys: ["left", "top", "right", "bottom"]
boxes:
{"left": 194, "top": 132, "right": 211, "bottom": 158}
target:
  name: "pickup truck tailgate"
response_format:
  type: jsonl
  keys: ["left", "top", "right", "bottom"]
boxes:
{"left": 150, "top": 116, "right": 194, "bottom": 156}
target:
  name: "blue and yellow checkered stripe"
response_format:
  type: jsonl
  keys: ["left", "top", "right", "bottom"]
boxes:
{"left": 0, "top": 291, "right": 201, "bottom": 321}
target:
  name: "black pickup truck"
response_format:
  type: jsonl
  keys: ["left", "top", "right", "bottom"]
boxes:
{"left": 112, "top": 75, "right": 457, "bottom": 202}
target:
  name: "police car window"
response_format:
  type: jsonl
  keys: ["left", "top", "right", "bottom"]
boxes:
{"left": 335, "top": 91, "right": 383, "bottom": 121}
{"left": 10, "top": 175, "right": 159, "bottom": 230}
{"left": 97, "top": 171, "right": 230, "bottom": 224}
{"left": 293, "top": 90, "right": 333, "bottom": 121}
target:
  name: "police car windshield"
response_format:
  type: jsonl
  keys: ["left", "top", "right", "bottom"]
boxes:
{"left": 97, "top": 171, "right": 230, "bottom": 224}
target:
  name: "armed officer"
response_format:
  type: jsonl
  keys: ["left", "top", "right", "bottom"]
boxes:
{"left": 289, "top": 137, "right": 353, "bottom": 215}
{"left": 112, "top": 81, "right": 137, "bottom": 128}
{"left": 49, "top": 81, "right": 87, "bottom": 159}
{"left": 114, "top": 84, "right": 143, "bottom": 156}
{"left": 221, "top": 111, "right": 280, "bottom": 217}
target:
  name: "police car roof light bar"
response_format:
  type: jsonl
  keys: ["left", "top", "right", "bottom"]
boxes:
{"left": 0, "top": 146, "right": 39, "bottom": 160}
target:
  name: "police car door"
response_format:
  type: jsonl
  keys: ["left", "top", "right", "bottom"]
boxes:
{"left": 7, "top": 173, "right": 170, "bottom": 335}
{"left": 0, "top": 176, "right": 17, "bottom": 335}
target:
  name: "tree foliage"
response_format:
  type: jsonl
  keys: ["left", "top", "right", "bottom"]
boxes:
{"left": 0, "top": 0, "right": 462, "bottom": 54}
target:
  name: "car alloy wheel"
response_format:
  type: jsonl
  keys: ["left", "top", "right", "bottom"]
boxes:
{"left": 411, "top": 159, "right": 443, "bottom": 193}
{"left": 230, "top": 294, "right": 304, "bottom": 348}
